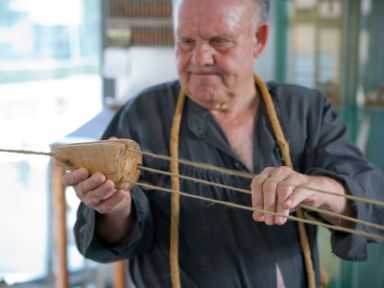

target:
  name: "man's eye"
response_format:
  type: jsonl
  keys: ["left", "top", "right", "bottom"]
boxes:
{"left": 178, "top": 39, "right": 194, "bottom": 50}
{"left": 211, "top": 38, "right": 231, "bottom": 49}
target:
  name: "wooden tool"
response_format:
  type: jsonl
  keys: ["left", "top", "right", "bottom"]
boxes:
{"left": 54, "top": 139, "right": 142, "bottom": 190}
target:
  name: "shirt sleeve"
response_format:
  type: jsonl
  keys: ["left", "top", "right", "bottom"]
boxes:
{"left": 304, "top": 93, "right": 384, "bottom": 261}
{"left": 73, "top": 183, "right": 154, "bottom": 263}
{"left": 73, "top": 102, "right": 155, "bottom": 263}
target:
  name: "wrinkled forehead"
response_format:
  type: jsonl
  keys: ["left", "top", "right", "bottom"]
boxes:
{"left": 173, "top": 0, "right": 253, "bottom": 33}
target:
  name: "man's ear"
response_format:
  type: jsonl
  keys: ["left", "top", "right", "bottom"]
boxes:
{"left": 253, "top": 22, "right": 270, "bottom": 58}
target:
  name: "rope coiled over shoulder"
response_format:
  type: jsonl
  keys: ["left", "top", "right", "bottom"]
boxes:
{"left": 169, "top": 75, "right": 316, "bottom": 288}
{"left": 255, "top": 75, "right": 316, "bottom": 288}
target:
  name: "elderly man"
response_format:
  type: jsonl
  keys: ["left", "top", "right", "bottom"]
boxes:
{"left": 63, "top": 0, "right": 384, "bottom": 287}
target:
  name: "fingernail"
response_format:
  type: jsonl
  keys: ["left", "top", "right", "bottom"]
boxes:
{"left": 276, "top": 216, "right": 284, "bottom": 225}
{"left": 252, "top": 212, "right": 264, "bottom": 222}
{"left": 254, "top": 206, "right": 263, "bottom": 213}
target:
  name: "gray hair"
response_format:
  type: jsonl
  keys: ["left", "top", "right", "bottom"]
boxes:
{"left": 172, "top": 0, "right": 270, "bottom": 29}
{"left": 255, "top": 0, "right": 270, "bottom": 22}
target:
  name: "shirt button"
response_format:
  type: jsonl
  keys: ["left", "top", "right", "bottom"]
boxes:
{"left": 195, "top": 127, "right": 203, "bottom": 137}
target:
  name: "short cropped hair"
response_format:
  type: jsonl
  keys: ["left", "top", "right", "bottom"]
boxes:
{"left": 256, "top": 0, "right": 270, "bottom": 22}
{"left": 172, "top": 0, "right": 270, "bottom": 29}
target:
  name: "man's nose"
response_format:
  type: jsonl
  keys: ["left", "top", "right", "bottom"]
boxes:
{"left": 191, "top": 43, "right": 214, "bottom": 66}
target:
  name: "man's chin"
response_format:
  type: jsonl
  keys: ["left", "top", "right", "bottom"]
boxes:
{"left": 187, "top": 91, "right": 223, "bottom": 110}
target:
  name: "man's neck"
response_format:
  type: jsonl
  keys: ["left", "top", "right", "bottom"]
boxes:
{"left": 210, "top": 87, "right": 259, "bottom": 122}
{"left": 210, "top": 92, "right": 259, "bottom": 172}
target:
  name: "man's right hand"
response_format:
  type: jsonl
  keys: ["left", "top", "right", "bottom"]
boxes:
{"left": 62, "top": 167, "right": 132, "bottom": 216}
{"left": 62, "top": 168, "right": 134, "bottom": 244}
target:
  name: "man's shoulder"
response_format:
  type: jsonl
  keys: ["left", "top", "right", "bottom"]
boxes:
{"left": 139, "top": 80, "right": 181, "bottom": 97}
{"left": 132, "top": 80, "right": 180, "bottom": 102}
{"left": 267, "top": 82, "right": 333, "bottom": 117}
{"left": 267, "top": 81, "right": 324, "bottom": 100}
{"left": 121, "top": 80, "right": 180, "bottom": 111}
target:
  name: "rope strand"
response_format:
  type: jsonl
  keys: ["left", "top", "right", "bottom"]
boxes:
{"left": 169, "top": 89, "right": 186, "bottom": 288}
{"left": 0, "top": 148, "right": 54, "bottom": 157}
{"left": 133, "top": 149, "right": 384, "bottom": 208}
{"left": 137, "top": 164, "right": 384, "bottom": 233}
{"left": 255, "top": 74, "right": 316, "bottom": 288}
{"left": 137, "top": 148, "right": 254, "bottom": 179}
{"left": 1, "top": 148, "right": 383, "bottom": 237}
{"left": 2, "top": 148, "right": 384, "bottom": 210}
{"left": 131, "top": 180, "right": 384, "bottom": 242}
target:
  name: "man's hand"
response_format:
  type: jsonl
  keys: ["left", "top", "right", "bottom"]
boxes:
{"left": 251, "top": 166, "right": 352, "bottom": 226}
{"left": 62, "top": 168, "right": 134, "bottom": 243}
{"left": 62, "top": 168, "right": 132, "bottom": 216}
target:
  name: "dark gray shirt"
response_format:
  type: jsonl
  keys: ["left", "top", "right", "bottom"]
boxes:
{"left": 74, "top": 81, "right": 384, "bottom": 288}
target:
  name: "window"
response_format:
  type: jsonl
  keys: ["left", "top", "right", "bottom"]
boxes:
{"left": 0, "top": 0, "right": 102, "bottom": 285}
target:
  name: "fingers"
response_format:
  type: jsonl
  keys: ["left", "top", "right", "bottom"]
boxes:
{"left": 75, "top": 172, "right": 107, "bottom": 198}
{"left": 95, "top": 190, "right": 132, "bottom": 215}
{"left": 62, "top": 168, "right": 130, "bottom": 215}
{"left": 79, "top": 178, "right": 116, "bottom": 207}
{"left": 62, "top": 167, "right": 89, "bottom": 186}
{"left": 261, "top": 169, "right": 279, "bottom": 225}
{"left": 285, "top": 186, "right": 315, "bottom": 210}
{"left": 264, "top": 167, "right": 294, "bottom": 225}
{"left": 251, "top": 173, "right": 268, "bottom": 222}
{"left": 275, "top": 179, "right": 295, "bottom": 225}
{"left": 251, "top": 166, "right": 299, "bottom": 226}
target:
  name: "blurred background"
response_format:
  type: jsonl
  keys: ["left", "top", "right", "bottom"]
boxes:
{"left": 0, "top": 0, "right": 383, "bottom": 287}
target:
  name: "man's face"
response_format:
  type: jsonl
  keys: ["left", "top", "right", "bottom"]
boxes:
{"left": 175, "top": 0, "right": 266, "bottom": 111}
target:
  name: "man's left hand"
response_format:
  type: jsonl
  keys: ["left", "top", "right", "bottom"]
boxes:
{"left": 250, "top": 166, "right": 351, "bottom": 226}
